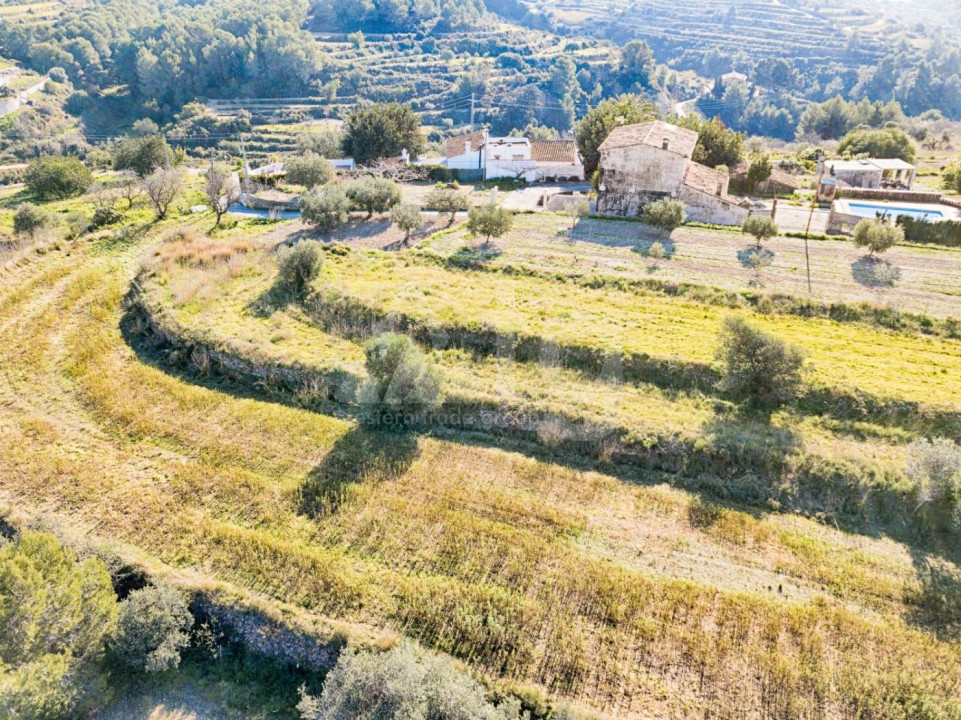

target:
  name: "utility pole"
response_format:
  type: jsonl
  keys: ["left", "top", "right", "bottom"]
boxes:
{"left": 240, "top": 134, "right": 250, "bottom": 192}
{"left": 802, "top": 153, "right": 825, "bottom": 296}
{"left": 470, "top": 92, "right": 475, "bottom": 130}
{"left": 161, "top": 133, "right": 172, "bottom": 170}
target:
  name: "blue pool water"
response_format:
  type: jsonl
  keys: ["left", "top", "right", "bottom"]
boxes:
{"left": 847, "top": 202, "right": 944, "bottom": 222}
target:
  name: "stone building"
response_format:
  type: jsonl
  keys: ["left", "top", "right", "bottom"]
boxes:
{"left": 596, "top": 120, "right": 750, "bottom": 225}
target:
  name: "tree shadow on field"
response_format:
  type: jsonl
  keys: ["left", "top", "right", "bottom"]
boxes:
{"left": 851, "top": 256, "right": 901, "bottom": 291}
{"left": 906, "top": 543, "right": 961, "bottom": 641}
{"left": 447, "top": 244, "right": 503, "bottom": 269}
{"left": 298, "top": 425, "right": 420, "bottom": 518}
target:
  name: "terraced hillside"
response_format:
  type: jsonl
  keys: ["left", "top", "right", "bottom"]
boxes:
{"left": 2, "top": 176, "right": 961, "bottom": 717}
{"left": 531, "top": 0, "right": 886, "bottom": 66}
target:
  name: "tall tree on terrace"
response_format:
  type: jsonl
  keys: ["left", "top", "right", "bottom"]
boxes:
{"left": 574, "top": 94, "right": 659, "bottom": 175}
{"left": 342, "top": 103, "right": 425, "bottom": 166}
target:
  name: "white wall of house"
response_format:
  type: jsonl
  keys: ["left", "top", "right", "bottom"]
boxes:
{"left": 445, "top": 149, "right": 484, "bottom": 171}
{"left": 534, "top": 162, "right": 585, "bottom": 182}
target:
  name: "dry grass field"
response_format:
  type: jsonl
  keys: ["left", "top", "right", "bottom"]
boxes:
{"left": 2, "top": 189, "right": 961, "bottom": 718}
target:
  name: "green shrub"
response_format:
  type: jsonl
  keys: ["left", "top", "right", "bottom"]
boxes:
{"left": 63, "top": 210, "right": 89, "bottom": 239}
{"left": 745, "top": 154, "right": 773, "bottom": 190}
{"left": 0, "top": 531, "right": 117, "bottom": 720}
{"left": 13, "top": 203, "right": 51, "bottom": 235}
{"left": 24, "top": 156, "right": 92, "bottom": 200}
{"left": 286, "top": 153, "right": 335, "bottom": 189}
{"left": 646, "top": 241, "right": 666, "bottom": 260}
{"left": 837, "top": 126, "right": 916, "bottom": 163}
{"left": 109, "top": 584, "right": 192, "bottom": 674}
{"left": 852, "top": 218, "right": 902, "bottom": 256}
{"left": 91, "top": 206, "right": 123, "bottom": 229}
{"left": 113, "top": 135, "right": 171, "bottom": 177}
{"left": 297, "top": 642, "right": 515, "bottom": 720}
{"left": 345, "top": 177, "right": 402, "bottom": 218}
{"left": 896, "top": 216, "right": 961, "bottom": 247}
{"left": 391, "top": 203, "right": 423, "bottom": 243}
{"left": 277, "top": 242, "right": 324, "bottom": 295}
{"left": 301, "top": 185, "right": 351, "bottom": 232}
{"left": 716, "top": 316, "right": 805, "bottom": 407}
{"left": 742, "top": 215, "right": 778, "bottom": 248}
{"left": 642, "top": 198, "right": 685, "bottom": 235}
{"left": 906, "top": 437, "right": 961, "bottom": 529}
{"left": 357, "top": 333, "right": 443, "bottom": 424}
{"left": 466, "top": 203, "right": 512, "bottom": 243}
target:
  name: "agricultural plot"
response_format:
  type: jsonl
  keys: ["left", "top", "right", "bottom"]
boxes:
{"left": 423, "top": 213, "right": 961, "bottom": 320}
{"left": 2, "top": 173, "right": 961, "bottom": 720}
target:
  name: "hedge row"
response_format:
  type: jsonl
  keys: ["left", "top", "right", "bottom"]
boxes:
{"left": 897, "top": 216, "right": 961, "bottom": 247}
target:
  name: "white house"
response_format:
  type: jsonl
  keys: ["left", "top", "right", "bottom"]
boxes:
{"left": 721, "top": 71, "right": 748, "bottom": 86}
{"left": 442, "top": 129, "right": 584, "bottom": 182}
{"left": 823, "top": 158, "right": 916, "bottom": 190}
{"left": 596, "top": 120, "right": 750, "bottom": 225}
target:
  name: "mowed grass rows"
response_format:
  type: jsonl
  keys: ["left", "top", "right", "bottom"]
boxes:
{"left": 320, "top": 248, "right": 961, "bottom": 411}
{"left": 1, "top": 222, "right": 961, "bottom": 718}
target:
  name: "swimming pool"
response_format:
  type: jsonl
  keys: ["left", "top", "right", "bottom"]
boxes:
{"left": 846, "top": 202, "right": 944, "bottom": 222}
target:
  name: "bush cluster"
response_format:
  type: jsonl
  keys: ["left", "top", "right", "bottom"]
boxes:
{"left": 0, "top": 530, "right": 195, "bottom": 719}
{"left": 298, "top": 642, "right": 520, "bottom": 720}
{"left": 277, "top": 242, "right": 325, "bottom": 296}
{"left": 357, "top": 333, "right": 443, "bottom": 424}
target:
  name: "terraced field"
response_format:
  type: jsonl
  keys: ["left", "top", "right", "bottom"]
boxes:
{"left": 534, "top": 0, "right": 886, "bottom": 65}
{"left": 3, "top": 180, "right": 961, "bottom": 718}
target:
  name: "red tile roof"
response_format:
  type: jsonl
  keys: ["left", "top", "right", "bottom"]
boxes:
{"left": 597, "top": 121, "right": 698, "bottom": 158}
{"left": 446, "top": 130, "right": 486, "bottom": 158}
{"left": 683, "top": 162, "right": 747, "bottom": 206}
{"left": 530, "top": 140, "right": 579, "bottom": 164}
{"left": 731, "top": 161, "right": 799, "bottom": 189}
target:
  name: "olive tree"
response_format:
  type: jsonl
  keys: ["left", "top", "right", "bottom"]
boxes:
{"left": 300, "top": 184, "right": 351, "bottom": 232}
{"left": 466, "top": 203, "right": 512, "bottom": 244}
{"left": 109, "top": 584, "right": 192, "bottom": 673}
{"left": 906, "top": 437, "right": 961, "bottom": 526}
{"left": 356, "top": 333, "right": 443, "bottom": 425}
{"left": 286, "top": 153, "right": 335, "bottom": 188}
{"left": 742, "top": 215, "right": 778, "bottom": 249}
{"left": 117, "top": 170, "right": 144, "bottom": 209}
{"left": 203, "top": 161, "right": 241, "bottom": 226}
{"left": 716, "top": 316, "right": 805, "bottom": 407}
{"left": 424, "top": 187, "right": 469, "bottom": 226}
{"left": 143, "top": 168, "right": 183, "bottom": 220}
{"left": 297, "top": 642, "right": 514, "bottom": 720}
{"left": 391, "top": 203, "right": 423, "bottom": 244}
{"left": 642, "top": 198, "right": 685, "bottom": 236}
{"left": 852, "top": 218, "right": 902, "bottom": 257}
{"left": 346, "top": 177, "right": 402, "bottom": 218}
{"left": 277, "top": 241, "right": 324, "bottom": 296}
